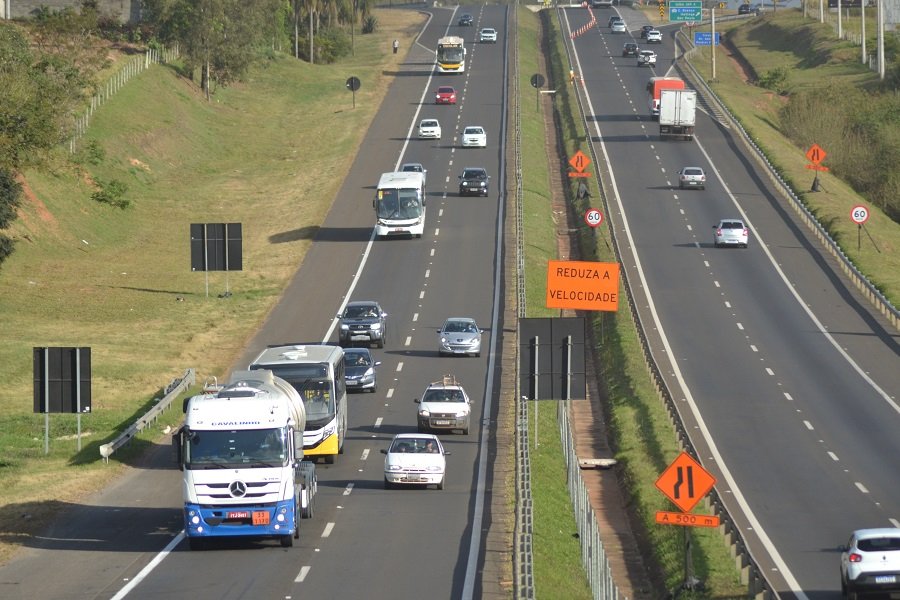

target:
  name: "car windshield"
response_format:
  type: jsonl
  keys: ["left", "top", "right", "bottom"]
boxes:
{"left": 464, "top": 170, "right": 486, "bottom": 180}
{"left": 402, "top": 164, "right": 422, "bottom": 172}
{"left": 465, "top": 127, "right": 483, "bottom": 135}
{"left": 421, "top": 120, "right": 437, "bottom": 128}
{"left": 345, "top": 304, "right": 378, "bottom": 318}
{"left": 858, "top": 536, "right": 900, "bottom": 552}
{"left": 444, "top": 320, "right": 477, "bottom": 333}
{"left": 344, "top": 351, "right": 371, "bottom": 367}
{"left": 423, "top": 389, "right": 466, "bottom": 403}
{"left": 684, "top": 169, "right": 702, "bottom": 175}
{"left": 391, "top": 437, "right": 441, "bottom": 453}
{"left": 437, "top": 87, "right": 453, "bottom": 94}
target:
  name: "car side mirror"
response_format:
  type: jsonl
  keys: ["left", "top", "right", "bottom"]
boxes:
{"left": 457, "top": 175, "right": 462, "bottom": 180}
{"left": 380, "top": 449, "right": 387, "bottom": 454}
{"left": 414, "top": 398, "right": 420, "bottom": 404}
{"left": 374, "top": 361, "right": 382, "bottom": 367}
{"left": 444, "top": 451, "right": 451, "bottom": 456}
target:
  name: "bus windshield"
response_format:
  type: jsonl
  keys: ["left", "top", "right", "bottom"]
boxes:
{"left": 252, "top": 364, "right": 335, "bottom": 428}
{"left": 438, "top": 46, "right": 464, "bottom": 63}
{"left": 375, "top": 189, "right": 423, "bottom": 220}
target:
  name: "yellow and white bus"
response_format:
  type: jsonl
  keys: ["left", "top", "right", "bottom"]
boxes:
{"left": 250, "top": 344, "right": 347, "bottom": 464}
{"left": 436, "top": 36, "right": 466, "bottom": 74}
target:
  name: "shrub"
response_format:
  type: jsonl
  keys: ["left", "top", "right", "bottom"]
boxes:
{"left": 91, "top": 178, "right": 130, "bottom": 209}
{"left": 362, "top": 15, "right": 378, "bottom": 34}
{"left": 0, "top": 169, "right": 23, "bottom": 229}
{"left": 313, "top": 27, "right": 351, "bottom": 64}
{"left": 758, "top": 67, "right": 789, "bottom": 93}
{"left": 0, "top": 234, "right": 14, "bottom": 266}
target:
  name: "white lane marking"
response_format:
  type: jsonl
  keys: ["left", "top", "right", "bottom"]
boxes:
{"left": 419, "top": 291, "right": 425, "bottom": 299}
{"left": 750, "top": 345, "right": 758, "bottom": 352}
{"left": 784, "top": 393, "right": 793, "bottom": 401}
{"left": 434, "top": 228, "right": 440, "bottom": 236}
{"left": 396, "top": 362, "right": 403, "bottom": 372}
{"left": 374, "top": 417, "right": 383, "bottom": 428}
{"left": 736, "top": 322, "right": 744, "bottom": 330}
{"left": 413, "top": 312, "right": 419, "bottom": 321}
{"left": 439, "top": 208, "right": 444, "bottom": 217}
{"left": 361, "top": 449, "right": 369, "bottom": 461}
{"left": 828, "top": 452, "right": 839, "bottom": 461}
{"left": 765, "top": 368, "right": 774, "bottom": 376}
{"left": 686, "top": 224, "right": 693, "bottom": 232}
{"left": 714, "top": 281, "right": 720, "bottom": 288}
{"left": 386, "top": 388, "right": 394, "bottom": 398}
{"left": 322, "top": 522, "right": 335, "bottom": 538}
{"left": 405, "top": 336, "right": 412, "bottom": 346}
{"left": 890, "top": 518, "right": 900, "bottom": 528}
{"left": 855, "top": 482, "right": 869, "bottom": 494}
{"left": 343, "top": 483, "right": 354, "bottom": 495}
{"left": 430, "top": 248, "right": 435, "bottom": 256}
{"left": 295, "top": 566, "right": 311, "bottom": 583}
{"left": 803, "top": 421, "right": 814, "bottom": 430}
{"left": 425, "top": 269, "right": 431, "bottom": 278}
{"left": 109, "top": 532, "right": 185, "bottom": 600}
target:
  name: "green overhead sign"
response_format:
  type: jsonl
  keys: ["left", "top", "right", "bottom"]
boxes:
{"left": 669, "top": 0, "right": 702, "bottom": 21}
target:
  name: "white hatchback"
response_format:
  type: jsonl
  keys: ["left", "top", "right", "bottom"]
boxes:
{"left": 381, "top": 433, "right": 449, "bottom": 490}
{"left": 460, "top": 125, "right": 487, "bottom": 148}
{"left": 841, "top": 528, "right": 900, "bottom": 599}
{"left": 418, "top": 119, "right": 441, "bottom": 139}
{"left": 479, "top": 28, "right": 498, "bottom": 43}
{"left": 646, "top": 29, "right": 662, "bottom": 43}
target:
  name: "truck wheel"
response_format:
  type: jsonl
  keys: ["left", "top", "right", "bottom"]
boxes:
{"left": 324, "top": 454, "right": 335, "bottom": 465}
{"left": 188, "top": 537, "right": 205, "bottom": 551}
{"left": 301, "top": 490, "right": 314, "bottom": 519}
{"left": 294, "top": 504, "right": 300, "bottom": 538}
{"left": 280, "top": 535, "right": 293, "bottom": 548}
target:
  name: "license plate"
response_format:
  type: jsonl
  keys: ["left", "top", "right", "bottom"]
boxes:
{"left": 434, "top": 420, "right": 450, "bottom": 425}
{"left": 347, "top": 380, "right": 358, "bottom": 385}
{"left": 404, "top": 476, "right": 422, "bottom": 482}
{"left": 252, "top": 511, "right": 270, "bottom": 525}
{"left": 228, "top": 511, "right": 250, "bottom": 519}
{"left": 875, "top": 575, "right": 896, "bottom": 584}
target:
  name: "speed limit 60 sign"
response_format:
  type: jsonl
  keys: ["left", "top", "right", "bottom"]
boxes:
{"left": 585, "top": 208, "right": 603, "bottom": 228}
{"left": 850, "top": 205, "right": 869, "bottom": 225}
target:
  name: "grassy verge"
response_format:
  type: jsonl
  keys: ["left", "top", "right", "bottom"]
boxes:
{"left": 0, "top": 9, "right": 424, "bottom": 566}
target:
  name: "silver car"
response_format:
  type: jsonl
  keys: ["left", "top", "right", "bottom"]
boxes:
{"left": 712, "top": 219, "right": 749, "bottom": 248}
{"left": 438, "top": 317, "right": 483, "bottom": 357}
{"left": 415, "top": 376, "right": 472, "bottom": 435}
{"left": 678, "top": 166, "right": 706, "bottom": 190}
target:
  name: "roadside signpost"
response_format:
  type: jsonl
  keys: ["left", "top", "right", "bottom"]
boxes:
{"left": 584, "top": 208, "right": 603, "bottom": 228}
{"left": 694, "top": 31, "right": 721, "bottom": 46}
{"left": 805, "top": 143, "right": 829, "bottom": 191}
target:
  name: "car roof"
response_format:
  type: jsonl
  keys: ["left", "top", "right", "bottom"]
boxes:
{"left": 343, "top": 347, "right": 371, "bottom": 355}
{"left": 481, "top": 27, "right": 496, "bottom": 31}
{"left": 421, "top": 118, "right": 438, "bottom": 124}
{"left": 853, "top": 528, "right": 900, "bottom": 539}
{"left": 444, "top": 316, "right": 477, "bottom": 324}
{"left": 346, "top": 300, "right": 379, "bottom": 308}
{"left": 682, "top": 166, "right": 703, "bottom": 171}
{"left": 392, "top": 432, "right": 440, "bottom": 441}
{"left": 464, "top": 125, "right": 484, "bottom": 131}
{"left": 462, "top": 167, "right": 487, "bottom": 175}
{"left": 437, "top": 85, "right": 454, "bottom": 91}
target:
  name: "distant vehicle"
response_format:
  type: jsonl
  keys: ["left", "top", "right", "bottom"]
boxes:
{"left": 458, "top": 167, "right": 490, "bottom": 196}
{"left": 637, "top": 50, "right": 657, "bottom": 67}
{"left": 738, "top": 3, "right": 759, "bottom": 14}
{"left": 458, "top": 13, "right": 474, "bottom": 26}
{"left": 611, "top": 20, "right": 626, "bottom": 33}
{"left": 437, "top": 317, "right": 483, "bottom": 357}
{"left": 460, "top": 125, "right": 487, "bottom": 148}
{"left": 712, "top": 219, "right": 749, "bottom": 248}
{"left": 677, "top": 167, "right": 706, "bottom": 189}
{"left": 640, "top": 24, "right": 654, "bottom": 38}
{"left": 381, "top": 433, "right": 449, "bottom": 489}
{"left": 338, "top": 300, "right": 387, "bottom": 347}
{"left": 400, "top": 162, "right": 427, "bottom": 187}
{"left": 374, "top": 170, "right": 426, "bottom": 238}
{"left": 436, "top": 36, "right": 466, "bottom": 74}
{"left": 434, "top": 85, "right": 457, "bottom": 104}
{"left": 608, "top": 15, "right": 623, "bottom": 27}
{"left": 479, "top": 28, "right": 498, "bottom": 43}
{"left": 646, "top": 76, "right": 685, "bottom": 119}
{"left": 646, "top": 29, "right": 662, "bottom": 43}
{"left": 418, "top": 118, "right": 441, "bottom": 139}
{"left": 659, "top": 88, "right": 697, "bottom": 140}
{"left": 343, "top": 347, "right": 380, "bottom": 393}
{"left": 591, "top": 0, "right": 614, "bottom": 7}
{"left": 840, "top": 528, "right": 900, "bottom": 600}
{"left": 415, "top": 375, "right": 472, "bottom": 434}
{"left": 622, "top": 42, "right": 639, "bottom": 57}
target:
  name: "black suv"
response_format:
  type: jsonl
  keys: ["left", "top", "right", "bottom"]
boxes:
{"left": 640, "top": 25, "right": 654, "bottom": 38}
{"left": 338, "top": 301, "right": 387, "bottom": 348}
{"left": 458, "top": 167, "right": 490, "bottom": 197}
{"left": 458, "top": 13, "right": 473, "bottom": 26}
{"left": 622, "top": 42, "right": 639, "bottom": 57}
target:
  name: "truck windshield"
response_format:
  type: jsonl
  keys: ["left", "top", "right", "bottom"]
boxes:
{"left": 185, "top": 427, "right": 287, "bottom": 468}
{"left": 375, "top": 189, "right": 422, "bottom": 220}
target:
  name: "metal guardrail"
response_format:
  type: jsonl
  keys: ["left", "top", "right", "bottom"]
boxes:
{"left": 512, "top": 3, "right": 537, "bottom": 597}
{"left": 676, "top": 27, "right": 898, "bottom": 332}
{"left": 99, "top": 368, "right": 195, "bottom": 462}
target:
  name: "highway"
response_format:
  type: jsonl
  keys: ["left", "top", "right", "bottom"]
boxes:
{"left": 563, "top": 5, "right": 899, "bottom": 600}
{"left": 0, "top": 5, "right": 511, "bottom": 600}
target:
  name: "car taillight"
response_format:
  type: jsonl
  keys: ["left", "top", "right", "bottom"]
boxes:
{"left": 700, "top": 175, "right": 706, "bottom": 181}
{"left": 716, "top": 228, "right": 723, "bottom": 236}
{"left": 743, "top": 228, "right": 748, "bottom": 236}
{"left": 849, "top": 553, "right": 863, "bottom": 563}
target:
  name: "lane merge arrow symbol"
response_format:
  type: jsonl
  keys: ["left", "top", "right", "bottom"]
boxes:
{"left": 655, "top": 451, "right": 716, "bottom": 513}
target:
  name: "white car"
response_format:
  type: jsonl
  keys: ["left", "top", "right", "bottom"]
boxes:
{"left": 460, "top": 125, "right": 487, "bottom": 148}
{"left": 479, "top": 28, "right": 498, "bottom": 43}
{"left": 381, "top": 433, "right": 449, "bottom": 489}
{"left": 415, "top": 375, "right": 472, "bottom": 434}
{"left": 611, "top": 20, "right": 626, "bottom": 34}
{"left": 841, "top": 528, "right": 900, "bottom": 599}
{"left": 637, "top": 50, "right": 657, "bottom": 67}
{"left": 712, "top": 219, "right": 749, "bottom": 248}
{"left": 646, "top": 29, "right": 662, "bottom": 43}
{"left": 418, "top": 118, "right": 441, "bottom": 139}
{"left": 400, "top": 162, "right": 427, "bottom": 186}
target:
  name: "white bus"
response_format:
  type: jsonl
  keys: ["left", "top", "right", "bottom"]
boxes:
{"left": 373, "top": 171, "right": 426, "bottom": 239}
{"left": 250, "top": 344, "right": 347, "bottom": 464}
{"left": 436, "top": 36, "right": 466, "bottom": 74}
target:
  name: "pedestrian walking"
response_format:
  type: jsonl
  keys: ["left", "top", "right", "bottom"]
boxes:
{"left": 393, "top": 39, "right": 399, "bottom": 54}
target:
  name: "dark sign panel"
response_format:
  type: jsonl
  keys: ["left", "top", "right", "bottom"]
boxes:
{"left": 33, "top": 347, "right": 92, "bottom": 414}
{"left": 519, "top": 317, "right": 586, "bottom": 400}
{"left": 190, "top": 223, "right": 243, "bottom": 272}
{"left": 828, "top": 0, "right": 863, "bottom": 7}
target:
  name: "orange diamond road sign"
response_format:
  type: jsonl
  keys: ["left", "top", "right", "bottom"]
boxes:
{"left": 806, "top": 143, "right": 826, "bottom": 165}
{"left": 569, "top": 150, "right": 590, "bottom": 173}
{"left": 655, "top": 451, "right": 716, "bottom": 513}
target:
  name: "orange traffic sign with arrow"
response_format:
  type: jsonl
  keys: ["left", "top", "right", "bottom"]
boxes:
{"left": 655, "top": 451, "right": 716, "bottom": 513}
{"left": 568, "top": 150, "right": 592, "bottom": 178}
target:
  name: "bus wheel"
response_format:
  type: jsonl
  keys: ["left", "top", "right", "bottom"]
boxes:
{"left": 324, "top": 454, "right": 335, "bottom": 465}
{"left": 280, "top": 534, "right": 293, "bottom": 548}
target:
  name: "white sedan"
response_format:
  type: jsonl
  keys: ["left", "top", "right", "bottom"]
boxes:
{"left": 381, "top": 433, "right": 449, "bottom": 489}
{"left": 460, "top": 125, "right": 487, "bottom": 148}
{"left": 418, "top": 118, "right": 441, "bottom": 139}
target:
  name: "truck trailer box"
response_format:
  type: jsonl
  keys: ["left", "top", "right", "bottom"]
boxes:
{"left": 659, "top": 89, "right": 697, "bottom": 141}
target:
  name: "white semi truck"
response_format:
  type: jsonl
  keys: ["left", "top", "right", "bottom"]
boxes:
{"left": 174, "top": 369, "right": 317, "bottom": 549}
{"left": 659, "top": 88, "right": 697, "bottom": 141}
